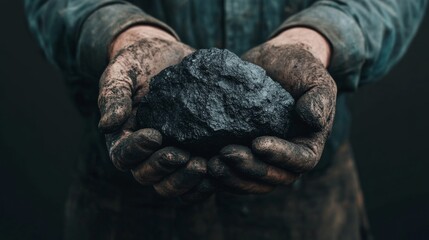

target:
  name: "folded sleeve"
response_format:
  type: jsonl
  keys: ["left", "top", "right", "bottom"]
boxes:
{"left": 272, "top": 0, "right": 428, "bottom": 91}
{"left": 24, "top": 0, "right": 178, "bottom": 79}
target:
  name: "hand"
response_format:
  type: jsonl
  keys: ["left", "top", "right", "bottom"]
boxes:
{"left": 208, "top": 28, "right": 337, "bottom": 194}
{"left": 98, "top": 26, "right": 212, "bottom": 200}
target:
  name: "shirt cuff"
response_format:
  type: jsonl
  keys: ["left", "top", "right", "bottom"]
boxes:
{"left": 77, "top": 3, "right": 179, "bottom": 78}
{"left": 271, "top": 3, "right": 366, "bottom": 91}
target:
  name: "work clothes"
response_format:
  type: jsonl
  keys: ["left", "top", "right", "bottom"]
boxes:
{"left": 24, "top": 0, "right": 427, "bottom": 239}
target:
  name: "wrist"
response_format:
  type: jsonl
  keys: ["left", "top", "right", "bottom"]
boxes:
{"left": 268, "top": 27, "right": 331, "bottom": 67}
{"left": 110, "top": 25, "right": 178, "bottom": 59}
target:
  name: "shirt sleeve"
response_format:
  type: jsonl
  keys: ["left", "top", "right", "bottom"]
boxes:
{"left": 272, "top": 0, "right": 428, "bottom": 91}
{"left": 24, "top": 0, "right": 178, "bottom": 79}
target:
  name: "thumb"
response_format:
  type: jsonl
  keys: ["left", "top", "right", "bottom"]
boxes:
{"left": 98, "top": 60, "right": 135, "bottom": 133}
{"left": 296, "top": 83, "right": 336, "bottom": 131}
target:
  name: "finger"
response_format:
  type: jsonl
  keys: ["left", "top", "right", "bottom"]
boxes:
{"left": 109, "top": 128, "right": 162, "bottom": 171}
{"left": 179, "top": 178, "right": 215, "bottom": 204}
{"left": 131, "top": 147, "right": 190, "bottom": 185}
{"left": 296, "top": 77, "right": 336, "bottom": 131}
{"left": 252, "top": 135, "right": 327, "bottom": 173}
{"left": 153, "top": 157, "right": 207, "bottom": 198}
{"left": 208, "top": 156, "right": 275, "bottom": 194}
{"left": 98, "top": 55, "right": 138, "bottom": 133}
{"left": 220, "top": 145, "right": 299, "bottom": 185}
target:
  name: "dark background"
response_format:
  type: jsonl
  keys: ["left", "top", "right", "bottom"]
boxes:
{"left": 0, "top": 2, "right": 428, "bottom": 239}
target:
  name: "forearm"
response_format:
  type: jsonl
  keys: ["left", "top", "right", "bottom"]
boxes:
{"left": 273, "top": 0, "right": 428, "bottom": 91}
{"left": 24, "top": 0, "right": 178, "bottom": 79}
{"left": 24, "top": 0, "right": 126, "bottom": 75}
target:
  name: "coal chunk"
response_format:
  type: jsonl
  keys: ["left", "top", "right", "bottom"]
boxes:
{"left": 137, "top": 48, "right": 294, "bottom": 152}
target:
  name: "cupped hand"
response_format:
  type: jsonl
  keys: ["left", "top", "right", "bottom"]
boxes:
{"left": 98, "top": 26, "right": 212, "bottom": 200}
{"left": 208, "top": 28, "right": 337, "bottom": 194}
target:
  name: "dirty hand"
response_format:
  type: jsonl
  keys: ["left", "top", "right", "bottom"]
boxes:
{"left": 208, "top": 28, "right": 337, "bottom": 194}
{"left": 98, "top": 25, "right": 212, "bottom": 200}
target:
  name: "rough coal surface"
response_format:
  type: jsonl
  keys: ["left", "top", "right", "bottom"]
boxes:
{"left": 137, "top": 48, "right": 294, "bottom": 151}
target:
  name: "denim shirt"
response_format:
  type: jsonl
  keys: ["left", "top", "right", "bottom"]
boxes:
{"left": 24, "top": 0, "right": 427, "bottom": 177}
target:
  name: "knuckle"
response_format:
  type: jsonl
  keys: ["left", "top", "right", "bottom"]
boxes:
{"left": 157, "top": 147, "right": 189, "bottom": 167}
{"left": 221, "top": 146, "right": 251, "bottom": 165}
{"left": 140, "top": 128, "right": 162, "bottom": 144}
{"left": 159, "top": 151, "right": 175, "bottom": 162}
{"left": 158, "top": 146, "right": 177, "bottom": 158}
{"left": 236, "top": 146, "right": 252, "bottom": 159}
{"left": 186, "top": 158, "right": 207, "bottom": 175}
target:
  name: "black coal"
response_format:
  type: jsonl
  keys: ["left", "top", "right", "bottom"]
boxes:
{"left": 137, "top": 48, "right": 294, "bottom": 152}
